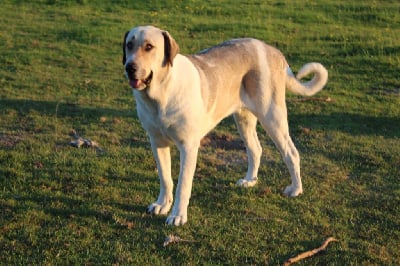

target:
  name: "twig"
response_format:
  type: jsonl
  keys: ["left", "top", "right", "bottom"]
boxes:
{"left": 163, "top": 234, "right": 197, "bottom": 247}
{"left": 244, "top": 217, "right": 270, "bottom": 221}
{"left": 289, "top": 97, "right": 332, "bottom": 102}
{"left": 69, "top": 129, "right": 105, "bottom": 153}
{"left": 284, "top": 237, "right": 338, "bottom": 265}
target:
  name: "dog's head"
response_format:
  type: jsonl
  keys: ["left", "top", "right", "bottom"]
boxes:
{"left": 122, "top": 26, "right": 179, "bottom": 90}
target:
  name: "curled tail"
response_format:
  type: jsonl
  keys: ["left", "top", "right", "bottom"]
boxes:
{"left": 286, "top": 62, "right": 328, "bottom": 96}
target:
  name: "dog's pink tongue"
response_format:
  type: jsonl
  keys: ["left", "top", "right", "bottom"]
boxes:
{"left": 129, "top": 79, "right": 142, "bottom": 89}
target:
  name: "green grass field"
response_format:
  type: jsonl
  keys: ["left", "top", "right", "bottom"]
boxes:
{"left": 1, "top": 0, "right": 399, "bottom": 264}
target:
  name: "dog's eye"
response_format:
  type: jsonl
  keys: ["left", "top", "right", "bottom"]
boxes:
{"left": 126, "top": 41, "right": 133, "bottom": 50}
{"left": 144, "top": 43, "right": 153, "bottom": 52}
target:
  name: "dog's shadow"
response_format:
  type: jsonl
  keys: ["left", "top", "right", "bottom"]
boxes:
{"left": 0, "top": 98, "right": 136, "bottom": 120}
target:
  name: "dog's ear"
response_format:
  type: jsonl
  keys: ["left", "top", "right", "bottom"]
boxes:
{"left": 122, "top": 31, "right": 129, "bottom": 65}
{"left": 162, "top": 31, "right": 179, "bottom": 67}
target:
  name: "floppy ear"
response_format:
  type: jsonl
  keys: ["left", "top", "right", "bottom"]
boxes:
{"left": 122, "top": 31, "right": 129, "bottom": 65}
{"left": 162, "top": 31, "right": 179, "bottom": 67}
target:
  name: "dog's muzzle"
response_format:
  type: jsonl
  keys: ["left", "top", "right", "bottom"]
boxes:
{"left": 125, "top": 63, "right": 153, "bottom": 89}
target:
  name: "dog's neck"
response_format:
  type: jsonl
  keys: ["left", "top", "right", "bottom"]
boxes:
{"left": 142, "top": 65, "right": 174, "bottom": 106}
{"left": 136, "top": 86, "right": 159, "bottom": 105}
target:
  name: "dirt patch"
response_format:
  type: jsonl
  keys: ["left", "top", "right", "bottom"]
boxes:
{"left": 200, "top": 132, "right": 245, "bottom": 150}
{"left": 199, "top": 132, "right": 247, "bottom": 169}
{"left": 0, "top": 133, "right": 22, "bottom": 149}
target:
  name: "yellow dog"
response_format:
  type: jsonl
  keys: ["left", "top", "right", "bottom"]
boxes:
{"left": 122, "top": 25, "right": 328, "bottom": 226}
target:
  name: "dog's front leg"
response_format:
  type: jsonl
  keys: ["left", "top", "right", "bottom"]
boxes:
{"left": 147, "top": 136, "right": 173, "bottom": 215}
{"left": 166, "top": 142, "right": 199, "bottom": 226}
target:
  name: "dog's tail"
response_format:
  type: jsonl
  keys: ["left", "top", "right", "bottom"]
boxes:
{"left": 286, "top": 63, "right": 328, "bottom": 96}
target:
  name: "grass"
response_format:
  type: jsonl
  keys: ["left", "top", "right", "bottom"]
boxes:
{"left": 1, "top": 0, "right": 399, "bottom": 264}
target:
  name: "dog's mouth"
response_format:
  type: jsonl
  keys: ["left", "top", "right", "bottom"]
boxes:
{"left": 129, "top": 71, "right": 153, "bottom": 89}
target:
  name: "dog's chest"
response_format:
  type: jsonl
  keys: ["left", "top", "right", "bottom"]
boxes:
{"left": 135, "top": 92, "right": 186, "bottom": 139}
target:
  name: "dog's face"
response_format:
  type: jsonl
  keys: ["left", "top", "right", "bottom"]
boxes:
{"left": 122, "top": 26, "right": 179, "bottom": 90}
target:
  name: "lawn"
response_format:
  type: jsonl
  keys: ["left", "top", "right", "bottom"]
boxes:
{"left": 1, "top": 0, "right": 399, "bottom": 264}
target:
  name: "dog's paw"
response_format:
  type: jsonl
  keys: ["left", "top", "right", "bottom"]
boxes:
{"left": 283, "top": 185, "right": 303, "bottom": 197}
{"left": 166, "top": 214, "right": 187, "bottom": 226}
{"left": 236, "top": 177, "right": 258, "bottom": 188}
{"left": 147, "top": 202, "right": 171, "bottom": 215}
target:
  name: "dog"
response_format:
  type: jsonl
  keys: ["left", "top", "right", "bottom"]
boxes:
{"left": 122, "top": 25, "right": 328, "bottom": 226}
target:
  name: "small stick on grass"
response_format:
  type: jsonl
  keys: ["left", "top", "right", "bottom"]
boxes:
{"left": 289, "top": 96, "right": 332, "bottom": 102}
{"left": 69, "top": 129, "right": 105, "bottom": 153}
{"left": 163, "top": 234, "right": 197, "bottom": 247}
{"left": 284, "top": 237, "right": 338, "bottom": 265}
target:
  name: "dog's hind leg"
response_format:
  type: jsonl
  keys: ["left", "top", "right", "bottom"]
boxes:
{"left": 147, "top": 136, "right": 174, "bottom": 215}
{"left": 234, "top": 108, "right": 262, "bottom": 187}
{"left": 258, "top": 102, "right": 303, "bottom": 197}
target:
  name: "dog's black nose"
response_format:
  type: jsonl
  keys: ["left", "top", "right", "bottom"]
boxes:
{"left": 125, "top": 63, "right": 136, "bottom": 74}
